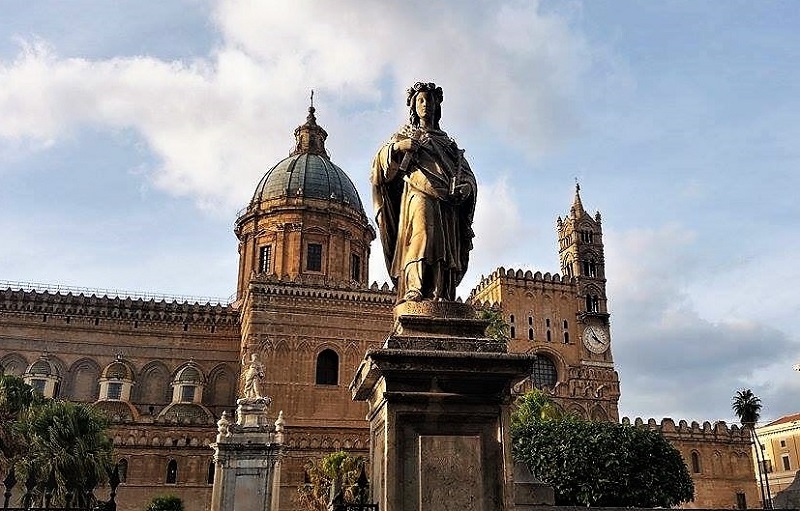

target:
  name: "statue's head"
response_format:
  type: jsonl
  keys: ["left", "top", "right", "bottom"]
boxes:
{"left": 407, "top": 82, "right": 443, "bottom": 128}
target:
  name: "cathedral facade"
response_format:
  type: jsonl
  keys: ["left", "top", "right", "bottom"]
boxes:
{"left": 0, "top": 108, "right": 757, "bottom": 510}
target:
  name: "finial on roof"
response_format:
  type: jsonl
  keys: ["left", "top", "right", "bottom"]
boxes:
{"left": 292, "top": 92, "right": 328, "bottom": 157}
{"left": 571, "top": 180, "right": 585, "bottom": 218}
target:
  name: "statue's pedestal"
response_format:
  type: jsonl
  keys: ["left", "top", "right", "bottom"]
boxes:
{"left": 210, "top": 398, "right": 285, "bottom": 511}
{"left": 351, "top": 305, "right": 535, "bottom": 511}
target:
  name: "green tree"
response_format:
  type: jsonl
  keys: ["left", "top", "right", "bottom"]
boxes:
{"left": 511, "top": 388, "right": 562, "bottom": 429}
{"left": 478, "top": 308, "right": 510, "bottom": 342}
{"left": 297, "top": 451, "right": 366, "bottom": 511}
{"left": 733, "top": 388, "right": 772, "bottom": 508}
{"left": 0, "top": 375, "right": 42, "bottom": 468}
{"left": 512, "top": 391, "right": 694, "bottom": 507}
{"left": 17, "top": 400, "right": 113, "bottom": 508}
{"left": 145, "top": 495, "right": 184, "bottom": 511}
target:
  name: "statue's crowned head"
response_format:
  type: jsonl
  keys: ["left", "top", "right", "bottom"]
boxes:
{"left": 407, "top": 82, "right": 444, "bottom": 128}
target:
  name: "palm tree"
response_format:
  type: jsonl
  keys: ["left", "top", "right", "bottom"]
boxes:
{"left": 297, "top": 451, "right": 366, "bottom": 511}
{"left": 0, "top": 375, "right": 41, "bottom": 467}
{"left": 478, "top": 308, "right": 510, "bottom": 342}
{"left": 17, "top": 400, "right": 113, "bottom": 508}
{"left": 732, "top": 389, "right": 772, "bottom": 509}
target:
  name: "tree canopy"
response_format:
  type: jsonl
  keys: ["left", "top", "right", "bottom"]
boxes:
{"left": 511, "top": 390, "right": 694, "bottom": 507}
{"left": 297, "top": 451, "right": 366, "bottom": 511}
{"left": 146, "top": 495, "right": 184, "bottom": 511}
{"left": 478, "top": 308, "right": 510, "bottom": 342}
{"left": 732, "top": 388, "right": 762, "bottom": 427}
{"left": 0, "top": 375, "right": 113, "bottom": 507}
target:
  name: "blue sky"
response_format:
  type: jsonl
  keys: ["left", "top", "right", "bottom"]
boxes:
{"left": 1, "top": 0, "right": 798, "bottom": 424}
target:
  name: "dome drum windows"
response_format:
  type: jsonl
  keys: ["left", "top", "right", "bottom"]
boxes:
{"left": 351, "top": 253, "right": 361, "bottom": 282}
{"left": 306, "top": 243, "right": 323, "bottom": 272}
{"left": 259, "top": 245, "right": 273, "bottom": 274}
{"left": 99, "top": 356, "right": 136, "bottom": 402}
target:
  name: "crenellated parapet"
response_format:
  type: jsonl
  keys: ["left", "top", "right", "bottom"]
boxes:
{"left": 622, "top": 416, "right": 750, "bottom": 442}
{"left": 469, "top": 266, "right": 576, "bottom": 302}
{"left": 0, "top": 287, "right": 239, "bottom": 327}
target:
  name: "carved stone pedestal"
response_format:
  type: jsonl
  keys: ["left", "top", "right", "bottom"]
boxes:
{"left": 351, "top": 307, "right": 535, "bottom": 511}
{"left": 210, "top": 398, "right": 286, "bottom": 511}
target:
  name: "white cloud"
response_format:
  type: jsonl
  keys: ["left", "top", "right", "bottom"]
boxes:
{"left": 605, "top": 224, "right": 800, "bottom": 422}
{"left": 0, "top": 0, "right": 589, "bottom": 211}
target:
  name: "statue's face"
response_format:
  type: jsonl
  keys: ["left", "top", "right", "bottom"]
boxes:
{"left": 415, "top": 91, "right": 435, "bottom": 122}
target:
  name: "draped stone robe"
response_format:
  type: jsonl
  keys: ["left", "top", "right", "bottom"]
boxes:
{"left": 371, "top": 124, "right": 476, "bottom": 302}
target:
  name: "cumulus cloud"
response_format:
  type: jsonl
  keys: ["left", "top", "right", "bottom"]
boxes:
{"left": 605, "top": 225, "right": 800, "bottom": 422}
{"left": 0, "top": 0, "right": 589, "bottom": 210}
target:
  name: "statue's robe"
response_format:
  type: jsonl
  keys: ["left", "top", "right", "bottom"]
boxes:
{"left": 371, "top": 124, "right": 476, "bottom": 301}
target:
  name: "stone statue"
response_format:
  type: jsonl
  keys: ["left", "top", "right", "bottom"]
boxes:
{"left": 371, "top": 82, "right": 476, "bottom": 303}
{"left": 241, "top": 353, "right": 265, "bottom": 399}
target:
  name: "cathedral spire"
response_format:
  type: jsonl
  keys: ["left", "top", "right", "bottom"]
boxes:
{"left": 291, "top": 91, "right": 329, "bottom": 157}
{"left": 570, "top": 181, "right": 585, "bottom": 218}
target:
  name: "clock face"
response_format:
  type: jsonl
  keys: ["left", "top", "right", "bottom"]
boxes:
{"left": 582, "top": 325, "right": 609, "bottom": 354}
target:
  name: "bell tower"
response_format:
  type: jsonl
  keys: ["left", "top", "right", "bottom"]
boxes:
{"left": 558, "top": 183, "right": 608, "bottom": 318}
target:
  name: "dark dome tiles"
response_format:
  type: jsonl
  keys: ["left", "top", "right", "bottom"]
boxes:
{"left": 250, "top": 152, "right": 365, "bottom": 213}
{"left": 286, "top": 154, "right": 306, "bottom": 196}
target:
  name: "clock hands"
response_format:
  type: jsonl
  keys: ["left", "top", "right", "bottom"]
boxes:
{"left": 589, "top": 327, "right": 606, "bottom": 345}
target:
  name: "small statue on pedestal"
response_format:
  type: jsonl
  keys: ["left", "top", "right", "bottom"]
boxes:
{"left": 241, "top": 352, "right": 266, "bottom": 401}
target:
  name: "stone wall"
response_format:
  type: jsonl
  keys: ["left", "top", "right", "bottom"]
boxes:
{"left": 626, "top": 417, "right": 760, "bottom": 509}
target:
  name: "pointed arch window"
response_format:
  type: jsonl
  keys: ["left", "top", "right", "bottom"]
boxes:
{"left": 166, "top": 459, "right": 178, "bottom": 484}
{"left": 315, "top": 349, "right": 339, "bottom": 385}
{"left": 586, "top": 295, "right": 600, "bottom": 312}
{"left": 691, "top": 451, "right": 701, "bottom": 474}
{"left": 117, "top": 459, "right": 129, "bottom": 483}
{"left": 207, "top": 461, "right": 216, "bottom": 484}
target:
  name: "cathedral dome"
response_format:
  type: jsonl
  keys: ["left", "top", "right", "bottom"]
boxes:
{"left": 251, "top": 152, "right": 363, "bottom": 211}
{"left": 248, "top": 105, "right": 365, "bottom": 215}
{"left": 234, "top": 101, "right": 376, "bottom": 295}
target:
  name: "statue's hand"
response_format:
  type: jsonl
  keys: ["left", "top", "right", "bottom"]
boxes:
{"left": 393, "top": 138, "right": 420, "bottom": 153}
{"left": 451, "top": 183, "right": 471, "bottom": 202}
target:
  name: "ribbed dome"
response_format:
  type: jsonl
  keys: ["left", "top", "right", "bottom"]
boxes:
{"left": 102, "top": 359, "right": 135, "bottom": 380}
{"left": 175, "top": 363, "right": 205, "bottom": 384}
{"left": 92, "top": 400, "right": 139, "bottom": 422}
{"left": 157, "top": 403, "right": 215, "bottom": 424}
{"left": 27, "top": 358, "right": 57, "bottom": 376}
{"left": 252, "top": 152, "right": 363, "bottom": 211}
{"left": 249, "top": 105, "right": 365, "bottom": 214}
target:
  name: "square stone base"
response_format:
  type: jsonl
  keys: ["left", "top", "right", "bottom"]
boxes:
{"left": 351, "top": 347, "right": 534, "bottom": 511}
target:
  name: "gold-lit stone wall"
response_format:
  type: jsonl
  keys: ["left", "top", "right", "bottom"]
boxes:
{"left": 0, "top": 289, "right": 240, "bottom": 511}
